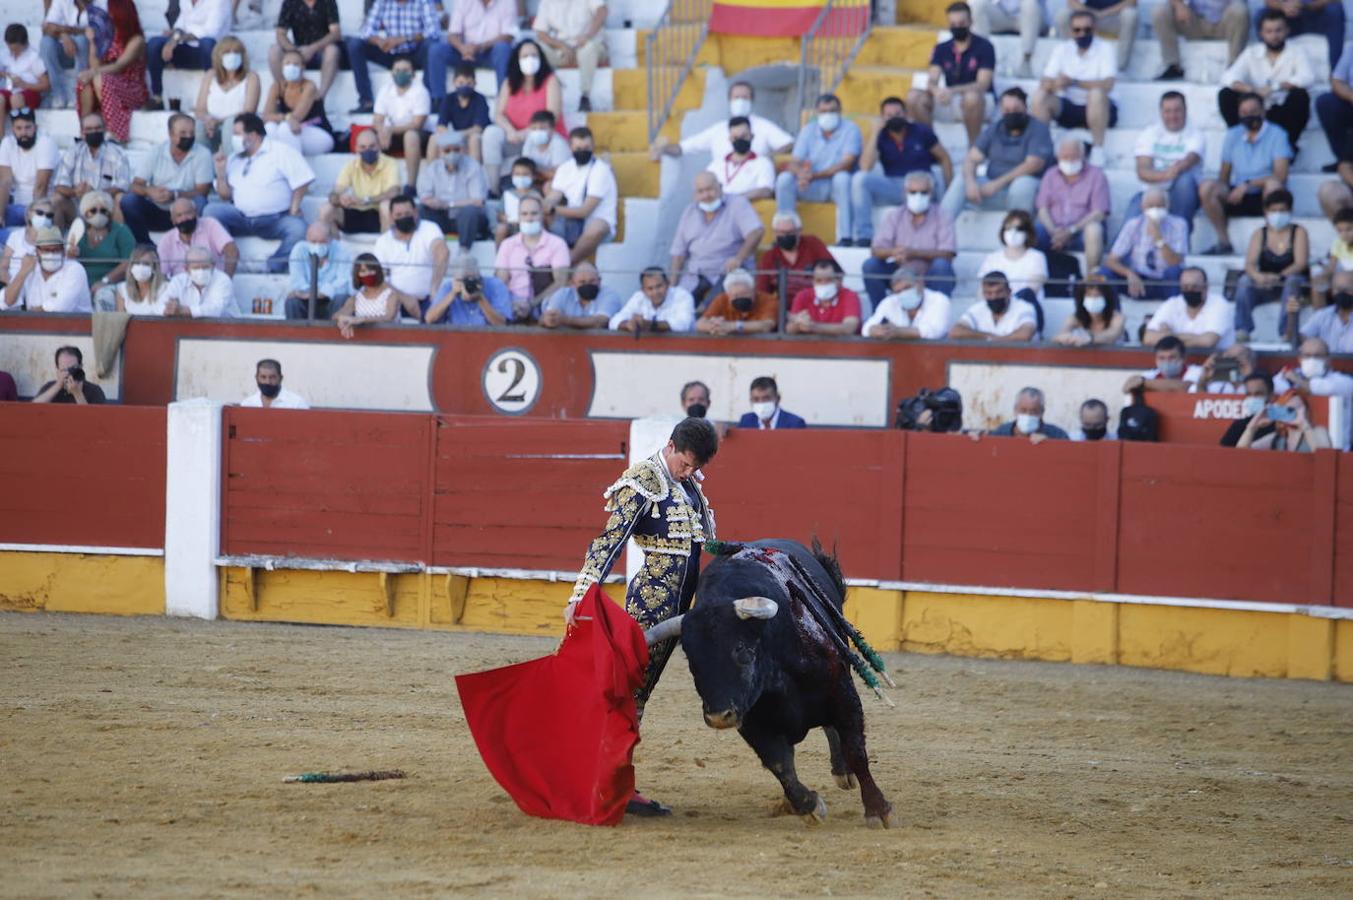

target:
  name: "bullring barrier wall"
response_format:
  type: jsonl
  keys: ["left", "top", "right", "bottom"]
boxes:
{"left": 1, "top": 403, "right": 1350, "bottom": 682}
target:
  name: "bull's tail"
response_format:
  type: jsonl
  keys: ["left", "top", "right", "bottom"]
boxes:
{"left": 810, "top": 536, "right": 847, "bottom": 607}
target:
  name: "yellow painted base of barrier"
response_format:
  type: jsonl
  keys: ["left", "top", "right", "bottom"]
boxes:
{"left": 0, "top": 551, "right": 165, "bottom": 616}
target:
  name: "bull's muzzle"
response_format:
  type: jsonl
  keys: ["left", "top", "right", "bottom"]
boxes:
{"left": 703, "top": 708, "right": 741, "bottom": 730}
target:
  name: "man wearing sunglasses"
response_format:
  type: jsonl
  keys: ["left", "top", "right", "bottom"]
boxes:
{"left": 0, "top": 107, "right": 57, "bottom": 230}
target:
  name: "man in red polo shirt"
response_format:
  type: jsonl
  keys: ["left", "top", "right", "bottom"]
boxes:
{"left": 786, "top": 258, "right": 862, "bottom": 335}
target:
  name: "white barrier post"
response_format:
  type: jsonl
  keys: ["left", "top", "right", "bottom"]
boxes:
{"left": 164, "top": 399, "right": 224, "bottom": 619}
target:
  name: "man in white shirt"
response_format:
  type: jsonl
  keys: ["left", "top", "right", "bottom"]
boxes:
{"left": 1127, "top": 91, "right": 1206, "bottom": 227}
{"left": 146, "top": 0, "right": 233, "bottom": 109}
{"left": 533, "top": 0, "right": 609, "bottom": 112}
{"left": 374, "top": 194, "right": 450, "bottom": 316}
{"left": 0, "top": 25, "right": 50, "bottom": 136}
{"left": 0, "top": 109, "right": 57, "bottom": 226}
{"left": 2, "top": 226, "right": 89, "bottom": 312}
{"left": 1122, "top": 334, "right": 1204, "bottom": 394}
{"left": 950, "top": 271, "right": 1038, "bottom": 341}
{"left": 374, "top": 55, "right": 432, "bottom": 186}
{"left": 545, "top": 125, "right": 617, "bottom": 265}
{"left": 650, "top": 81, "right": 794, "bottom": 162}
{"left": 1055, "top": 0, "right": 1138, "bottom": 72}
{"left": 705, "top": 116, "right": 775, "bottom": 201}
{"left": 1218, "top": 9, "right": 1313, "bottom": 153}
{"left": 162, "top": 247, "right": 237, "bottom": 318}
{"left": 39, "top": 0, "right": 96, "bottom": 109}
{"left": 1288, "top": 337, "right": 1353, "bottom": 450}
{"left": 205, "top": 114, "right": 313, "bottom": 274}
{"left": 609, "top": 267, "right": 696, "bottom": 333}
{"left": 863, "top": 268, "right": 951, "bottom": 341}
{"left": 1142, "top": 267, "right": 1234, "bottom": 350}
{"left": 1031, "top": 9, "right": 1117, "bottom": 152}
{"left": 240, "top": 358, "right": 310, "bottom": 409}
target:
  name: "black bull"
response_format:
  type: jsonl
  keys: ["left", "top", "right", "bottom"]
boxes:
{"left": 644, "top": 539, "right": 893, "bottom": 827}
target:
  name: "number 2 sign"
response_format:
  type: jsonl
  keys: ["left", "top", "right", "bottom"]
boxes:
{"left": 481, "top": 347, "right": 542, "bottom": 415}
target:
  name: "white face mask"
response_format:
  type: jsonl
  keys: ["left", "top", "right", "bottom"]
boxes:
{"left": 905, "top": 191, "right": 931, "bottom": 214}
{"left": 697, "top": 197, "right": 723, "bottom": 214}
{"left": 39, "top": 252, "right": 63, "bottom": 272}
{"left": 130, "top": 263, "right": 154, "bottom": 282}
{"left": 188, "top": 267, "right": 212, "bottom": 287}
{"left": 222, "top": 52, "right": 242, "bottom": 72}
{"left": 1003, "top": 227, "right": 1027, "bottom": 248}
{"left": 729, "top": 97, "right": 752, "bottom": 118}
{"left": 751, "top": 400, "right": 777, "bottom": 421}
{"left": 1266, "top": 211, "right": 1292, "bottom": 230}
{"left": 232, "top": 134, "right": 247, "bottom": 155}
{"left": 1242, "top": 396, "right": 1266, "bottom": 417}
{"left": 1144, "top": 207, "right": 1167, "bottom": 223}
{"left": 85, "top": 211, "right": 109, "bottom": 229}
{"left": 30, "top": 213, "right": 52, "bottom": 230}
{"left": 894, "top": 287, "right": 923, "bottom": 310}
{"left": 1015, "top": 413, "right": 1041, "bottom": 434}
{"left": 1082, "top": 294, "right": 1106, "bottom": 315}
{"left": 1300, "top": 357, "right": 1328, "bottom": 379}
{"left": 1058, "top": 159, "right": 1084, "bottom": 177}
{"left": 511, "top": 174, "right": 533, "bottom": 190}
{"left": 813, "top": 282, "right": 838, "bottom": 302}
{"left": 519, "top": 219, "right": 543, "bottom": 236}
{"left": 519, "top": 54, "right": 541, "bottom": 76}
{"left": 282, "top": 63, "right": 302, "bottom": 82}
{"left": 817, "top": 112, "right": 841, "bottom": 132}
{"left": 528, "top": 129, "right": 550, "bottom": 146}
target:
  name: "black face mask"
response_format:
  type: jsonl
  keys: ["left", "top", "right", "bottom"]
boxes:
{"left": 1241, "top": 114, "right": 1263, "bottom": 132}
{"left": 685, "top": 403, "right": 707, "bottom": 419}
{"left": 1264, "top": 39, "right": 1285, "bottom": 52}
{"left": 775, "top": 233, "right": 798, "bottom": 251}
{"left": 1182, "top": 290, "right": 1205, "bottom": 308}
{"left": 15, "top": 134, "right": 35, "bottom": 150}
{"left": 950, "top": 25, "right": 970, "bottom": 41}
{"left": 986, "top": 295, "right": 1010, "bottom": 315}
{"left": 177, "top": 217, "right": 197, "bottom": 235}
{"left": 1074, "top": 32, "right": 1094, "bottom": 50}
{"left": 84, "top": 131, "right": 104, "bottom": 150}
{"left": 462, "top": 277, "right": 481, "bottom": 295}
{"left": 395, "top": 215, "right": 416, "bottom": 233}
{"left": 455, "top": 84, "right": 475, "bottom": 98}
{"left": 885, "top": 116, "right": 908, "bottom": 133}
{"left": 731, "top": 295, "right": 753, "bottom": 313}
{"left": 731, "top": 137, "right": 752, "bottom": 155}
{"left": 1334, "top": 291, "right": 1353, "bottom": 311}
{"left": 176, "top": 136, "right": 195, "bottom": 152}
{"left": 1002, "top": 112, "right": 1029, "bottom": 132}
{"left": 577, "top": 283, "right": 600, "bottom": 301}
{"left": 572, "top": 149, "right": 593, "bottom": 166}
{"left": 258, "top": 382, "right": 281, "bottom": 398}
{"left": 1081, "top": 424, "right": 1107, "bottom": 441}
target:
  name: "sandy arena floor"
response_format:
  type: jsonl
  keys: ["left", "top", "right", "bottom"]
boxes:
{"left": 2, "top": 612, "right": 1351, "bottom": 898}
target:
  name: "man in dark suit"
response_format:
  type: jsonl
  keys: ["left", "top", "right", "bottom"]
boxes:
{"left": 737, "top": 375, "right": 807, "bottom": 429}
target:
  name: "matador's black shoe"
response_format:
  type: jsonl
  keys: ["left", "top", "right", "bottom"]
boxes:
{"left": 626, "top": 793, "right": 672, "bottom": 817}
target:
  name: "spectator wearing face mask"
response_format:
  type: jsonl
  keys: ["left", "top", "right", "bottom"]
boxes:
{"left": 262, "top": 48, "right": 337, "bottom": 156}
{"left": 0, "top": 200, "right": 54, "bottom": 292}
{"left": 372, "top": 54, "right": 432, "bottom": 186}
{"left": 670, "top": 172, "right": 764, "bottom": 302}
{"left": 848, "top": 96, "right": 951, "bottom": 247}
{"left": 333, "top": 251, "right": 422, "bottom": 338}
{"left": 705, "top": 117, "right": 775, "bottom": 201}
{"left": 193, "top": 38, "right": 261, "bottom": 153}
{"left": 1122, "top": 334, "right": 1203, "bottom": 394}
{"left": 990, "top": 386, "right": 1069, "bottom": 442}
{"left": 737, "top": 376, "right": 806, "bottom": 429}
{"left": 157, "top": 197, "right": 238, "bottom": 278}
{"left": 1054, "top": 0, "right": 1138, "bottom": 73}
{"left": 755, "top": 212, "right": 835, "bottom": 302}
{"left": 117, "top": 245, "right": 169, "bottom": 316}
{"left": 774, "top": 93, "right": 860, "bottom": 245}
{"left": 696, "top": 268, "right": 777, "bottom": 335}
{"left": 1299, "top": 268, "right": 1353, "bottom": 355}
{"left": 488, "top": 41, "right": 565, "bottom": 180}
{"left": 435, "top": 63, "right": 493, "bottom": 166}
{"left": 494, "top": 157, "right": 540, "bottom": 244}
{"left": 1031, "top": 10, "right": 1118, "bottom": 153}
{"left": 1198, "top": 92, "right": 1290, "bottom": 256}
{"left": 1285, "top": 337, "right": 1353, "bottom": 450}
{"left": 425, "top": 255, "right": 512, "bottom": 327}
{"left": 540, "top": 262, "right": 623, "bottom": 329}
{"left": 1143, "top": 266, "right": 1235, "bottom": 349}
{"left": 950, "top": 271, "right": 1038, "bottom": 342}
{"left": 376, "top": 195, "right": 451, "bottom": 319}
{"left": 1194, "top": 344, "right": 1289, "bottom": 394}
{"left": 1220, "top": 372, "right": 1276, "bottom": 446}
{"left": 0, "top": 108, "right": 57, "bottom": 229}
{"left": 284, "top": 221, "right": 352, "bottom": 319}
{"left": 679, "top": 381, "right": 711, "bottom": 418}
{"left": 1053, "top": 276, "right": 1124, "bottom": 345}
{"left": 494, "top": 193, "right": 569, "bottom": 320}
{"left": 1036, "top": 137, "right": 1110, "bottom": 272}
{"left": 68, "top": 189, "right": 133, "bottom": 311}
{"left": 1232, "top": 189, "right": 1308, "bottom": 343}
{"left": 863, "top": 267, "right": 951, "bottom": 341}
{"left": 786, "top": 258, "right": 861, "bottom": 336}
{"left": 31, "top": 345, "right": 104, "bottom": 404}
{"left": 488, "top": 109, "right": 569, "bottom": 188}
{"left": 1237, "top": 393, "right": 1332, "bottom": 452}
{"left": 862, "top": 169, "right": 956, "bottom": 309}
{"left": 906, "top": 3, "right": 996, "bottom": 144}
{"left": 1100, "top": 188, "right": 1187, "bottom": 301}
{"left": 321, "top": 129, "right": 401, "bottom": 236}
{"left": 544, "top": 126, "right": 617, "bottom": 265}
{"left": 651, "top": 81, "right": 794, "bottom": 162}
{"left": 942, "top": 86, "right": 1052, "bottom": 220}
{"left": 122, "top": 115, "right": 214, "bottom": 245}
{"left": 417, "top": 129, "right": 489, "bottom": 251}
{"left": 1218, "top": 10, "right": 1313, "bottom": 155}
{"left": 1070, "top": 398, "right": 1115, "bottom": 441}
{"left": 52, "top": 113, "right": 130, "bottom": 231}
{"left": 162, "top": 246, "right": 237, "bottom": 318}
{"left": 241, "top": 358, "right": 309, "bottom": 408}
{"left": 0, "top": 24, "right": 51, "bottom": 136}
{"left": 978, "top": 210, "right": 1047, "bottom": 312}
{"left": 2, "top": 227, "right": 88, "bottom": 312}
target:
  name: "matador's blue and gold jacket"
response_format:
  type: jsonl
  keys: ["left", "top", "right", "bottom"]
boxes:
{"left": 568, "top": 452, "right": 716, "bottom": 622}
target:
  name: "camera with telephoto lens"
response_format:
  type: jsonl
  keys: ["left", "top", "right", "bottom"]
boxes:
{"left": 895, "top": 387, "right": 963, "bottom": 432}
{"left": 67, "top": 366, "right": 85, "bottom": 383}
{"left": 462, "top": 277, "right": 482, "bottom": 296}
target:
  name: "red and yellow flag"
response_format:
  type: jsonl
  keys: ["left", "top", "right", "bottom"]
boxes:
{"left": 710, "top": 0, "right": 844, "bottom": 37}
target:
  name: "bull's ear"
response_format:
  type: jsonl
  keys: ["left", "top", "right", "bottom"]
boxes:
{"left": 733, "top": 597, "right": 779, "bottom": 620}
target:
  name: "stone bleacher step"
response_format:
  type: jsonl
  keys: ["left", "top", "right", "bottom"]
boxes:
{"left": 851, "top": 26, "right": 940, "bottom": 69}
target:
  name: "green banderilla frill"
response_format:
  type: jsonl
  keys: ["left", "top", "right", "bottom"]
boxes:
{"left": 283, "top": 770, "right": 407, "bottom": 783}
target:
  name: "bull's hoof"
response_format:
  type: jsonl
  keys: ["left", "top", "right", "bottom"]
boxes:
{"left": 833, "top": 772, "right": 858, "bottom": 790}
{"left": 801, "top": 795, "right": 828, "bottom": 826}
{"left": 864, "top": 803, "right": 894, "bottom": 829}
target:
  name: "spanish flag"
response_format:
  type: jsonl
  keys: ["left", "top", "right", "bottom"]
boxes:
{"left": 710, "top": 0, "right": 868, "bottom": 37}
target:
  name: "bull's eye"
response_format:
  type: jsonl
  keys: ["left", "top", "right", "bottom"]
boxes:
{"left": 733, "top": 644, "right": 754, "bottom": 667}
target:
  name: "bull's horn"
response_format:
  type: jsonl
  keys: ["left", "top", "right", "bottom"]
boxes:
{"left": 644, "top": 615, "right": 684, "bottom": 645}
{"left": 733, "top": 597, "right": 779, "bottom": 620}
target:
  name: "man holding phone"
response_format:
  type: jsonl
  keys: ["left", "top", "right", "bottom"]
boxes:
{"left": 31, "top": 345, "right": 104, "bottom": 404}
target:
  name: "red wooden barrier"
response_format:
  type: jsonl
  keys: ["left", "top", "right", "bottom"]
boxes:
{"left": 1335, "top": 454, "right": 1353, "bottom": 608}
{"left": 0, "top": 404, "right": 166, "bottom": 549}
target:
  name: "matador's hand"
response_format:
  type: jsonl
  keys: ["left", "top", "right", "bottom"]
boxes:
{"left": 563, "top": 599, "right": 580, "bottom": 628}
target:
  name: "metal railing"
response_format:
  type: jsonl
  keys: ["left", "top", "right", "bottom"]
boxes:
{"left": 797, "top": 0, "right": 874, "bottom": 120}
{"left": 646, "top": 0, "right": 715, "bottom": 144}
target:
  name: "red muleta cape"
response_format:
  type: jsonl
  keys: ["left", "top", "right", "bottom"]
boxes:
{"left": 455, "top": 585, "right": 649, "bottom": 826}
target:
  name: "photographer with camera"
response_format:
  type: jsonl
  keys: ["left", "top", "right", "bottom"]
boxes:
{"left": 31, "top": 345, "right": 104, "bottom": 404}
{"left": 425, "top": 255, "right": 511, "bottom": 327}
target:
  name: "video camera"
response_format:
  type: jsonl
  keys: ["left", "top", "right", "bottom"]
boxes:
{"left": 895, "top": 387, "right": 963, "bottom": 433}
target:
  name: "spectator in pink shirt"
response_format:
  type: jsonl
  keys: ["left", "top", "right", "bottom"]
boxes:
{"left": 492, "top": 193, "right": 569, "bottom": 321}
{"left": 1035, "top": 137, "right": 1110, "bottom": 271}
{"left": 156, "top": 197, "right": 238, "bottom": 278}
